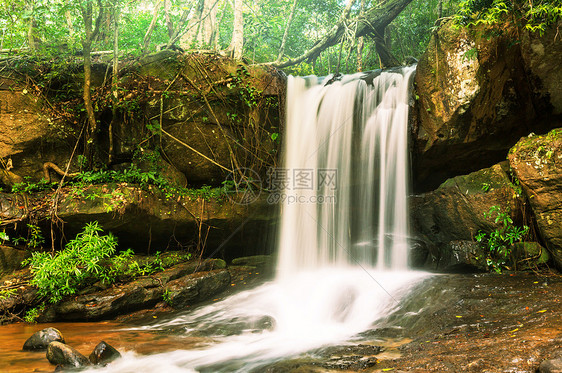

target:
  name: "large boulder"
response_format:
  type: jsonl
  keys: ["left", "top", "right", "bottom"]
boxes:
{"left": 410, "top": 162, "right": 524, "bottom": 270}
{"left": 413, "top": 21, "right": 562, "bottom": 191}
{"left": 508, "top": 129, "right": 562, "bottom": 269}
{"left": 22, "top": 327, "right": 65, "bottom": 350}
{"left": 46, "top": 341, "right": 91, "bottom": 368}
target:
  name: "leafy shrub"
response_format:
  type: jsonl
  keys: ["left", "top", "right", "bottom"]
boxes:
{"left": 23, "top": 221, "right": 118, "bottom": 303}
{"left": 455, "top": 0, "right": 562, "bottom": 35}
{"left": 24, "top": 221, "right": 192, "bottom": 303}
{"left": 475, "top": 205, "right": 529, "bottom": 273}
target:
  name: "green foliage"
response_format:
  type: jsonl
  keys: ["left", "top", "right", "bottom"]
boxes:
{"left": 23, "top": 304, "right": 44, "bottom": 323}
{"left": 455, "top": 0, "right": 562, "bottom": 35}
{"left": 23, "top": 221, "right": 118, "bottom": 303}
{"left": 23, "top": 221, "right": 192, "bottom": 303}
{"left": 475, "top": 205, "right": 529, "bottom": 273}
{"left": 0, "top": 288, "right": 17, "bottom": 300}
{"left": 162, "top": 288, "right": 172, "bottom": 306}
{"left": 69, "top": 149, "right": 228, "bottom": 202}
{"left": 11, "top": 179, "right": 57, "bottom": 194}
{"left": 12, "top": 224, "right": 45, "bottom": 249}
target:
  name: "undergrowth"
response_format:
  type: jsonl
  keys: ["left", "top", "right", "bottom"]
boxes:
{"left": 23, "top": 221, "right": 191, "bottom": 303}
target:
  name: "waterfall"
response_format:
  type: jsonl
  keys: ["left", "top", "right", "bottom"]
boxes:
{"left": 278, "top": 66, "right": 416, "bottom": 275}
{"left": 96, "top": 66, "right": 428, "bottom": 373}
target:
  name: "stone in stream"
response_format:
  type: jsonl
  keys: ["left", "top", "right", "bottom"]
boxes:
{"left": 46, "top": 341, "right": 91, "bottom": 368}
{"left": 22, "top": 327, "right": 65, "bottom": 351}
{"left": 540, "top": 357, "right": 562, "bottom": 373}
{"left": 89, "top": 341, "right": 122, "bottom": 365}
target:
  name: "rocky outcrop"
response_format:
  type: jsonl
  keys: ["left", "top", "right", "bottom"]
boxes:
{"left": 0, "top": 52, "right": 282, "bottom": 260}
{"left": 54, "top": 185, "right": 274, "bottom": 257}
{"left": 508, "top": 129, "right": 562, "bottom": 269}
{"left": 521, "top": 21, "right": 562, "bottom": 116}
{"left": 410, "top": 162, "right": 524, "bottom": 270}
{"left": 413, "top": 21, "right": 562, "bottom": 191}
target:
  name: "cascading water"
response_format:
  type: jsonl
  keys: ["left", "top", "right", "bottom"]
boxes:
{"left": 91, "top": 66, "right": 429, "bottom": 373}
{"left": 278, "top": 67, "right": 414, "bottom": 274}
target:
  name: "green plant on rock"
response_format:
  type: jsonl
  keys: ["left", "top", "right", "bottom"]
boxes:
{"left": 23, "top": 304, "right": 45, "bottom": 323}
{"left": 0, "top": 288, "right": 17, "bottom": 300}
{"left": 475, "top": 205, "right": 529, "bottom": 273}
{"left": 23, "top": 221, "right": 118, "bottom": 303}
{"left": 12, "top": 224, "right": 45, "bottom": 249}
{"left": 455, "top": 0, "right": 562, "bottom": 35}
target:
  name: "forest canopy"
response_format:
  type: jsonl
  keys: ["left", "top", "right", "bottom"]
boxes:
{"left": 0, "top": 0, "right": 560, "bottom": 75}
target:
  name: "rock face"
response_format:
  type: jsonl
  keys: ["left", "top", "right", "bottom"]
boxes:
{"left": 413, "top": 21, "right": 562, "bottom": 191}
{"left": 0, "top": 51, "right": 282, "bottom": 261}
{"left": 521, "top": 21, "right": 562, "bottom": 115}
{"left": 508, "top": 129, "right": 562, "bottom": 269}
{"left": 46, "top": 341, "right": 91, "bottom": 368}
{"left": 22, "top": 327, "right": 65, "bottom": 350}
{"left": 53, "top": 185, "right": 275, "bottom": 258}
{"left": 0, "top": 246, "right": 28, "bottom": 276}
{"left": 410, "top": 162, "right": 524, "bottom": 270}
{"left": 89, "top": 341, "right": 121, "bottom": 365}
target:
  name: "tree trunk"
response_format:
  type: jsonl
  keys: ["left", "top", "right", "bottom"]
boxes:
{"left": 164, "top": 0, "right": 174, "bottom": 37}
{"left": 228, "top": 0, "right": 243, "bottom": 59}
{"left": 81, "top": 0, "right": 104, "bottom": 159}
{"left": 212, "top": 1, "right": 226, "bottom": 50}
{"left": 109, "top": 0, "right": 120, "bottom": 164}
{"left": 275, "top": 0, "right": 298, "bottom": 63}
{"left": 26, "top": 1, "right": 41, "bottom": 50}
{"left": 179, "top": 0, "right": 205, "bottom": 49}
{"left": 142, "top": 0, "right": 163, "bottom": 51}
{"left": 356, "top": 0, "right": 366, "bottom": 71}
{"left": 272, "top": 0, "right": 413, "bottom": 68}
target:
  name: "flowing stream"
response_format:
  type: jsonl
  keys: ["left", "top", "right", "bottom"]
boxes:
{"left": 89, "top": 66, "right": 426, "bottom": 372}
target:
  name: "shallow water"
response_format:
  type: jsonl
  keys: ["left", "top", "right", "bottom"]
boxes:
{"left": 1, "top": 271, "right": 559, "bottom": 372}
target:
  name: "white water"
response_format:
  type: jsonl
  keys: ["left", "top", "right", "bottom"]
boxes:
{"left": 91, "top": 66, "right": 427, "bottom": 372}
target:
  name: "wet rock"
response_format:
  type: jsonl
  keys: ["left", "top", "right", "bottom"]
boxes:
{"left": 22, "top": 327, "right": 65, "bottom": 351}
{"left": 0, "top": 246, "right": 28, "bottom": 276}
{"left": 511, "top": 242, "right": 550, "bottom": 270}
{"left": 165, "top": 269, "right": 231, "bottom": 308}
{"left": 254, "top": 315, "right": 276, "bottom": 331}
{"left": 413, "top": 20, "right": 560, "bottom": 192}
{"left": 508, "top": 129, "right": 562, "bottom": 269}
{"left": 40, "top": 277, "right": 164, "bottom": 322}
{"left": 231, "top": 255, "right": 274, "bottom": 274}
{"left": 521, "top": 20, "right": 562, "bottom": 115}
{"left": 429, "top": 240, "right": 487, "bottom": 272}
{"left": 89, "top": 341, "right": 121, "bottom": 365}
{"left": 539, "top": 358, "right": 562, "bottom": 373}
{"left": 46, "top": 341, "right": 91, "bottom": 368}
{"left": 410, "top": 162, "right": 523, "bottom": 271}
